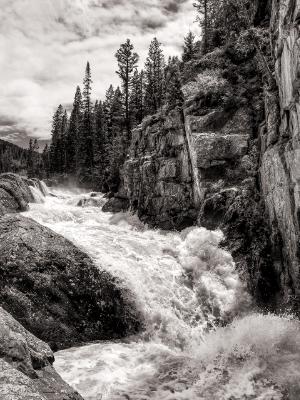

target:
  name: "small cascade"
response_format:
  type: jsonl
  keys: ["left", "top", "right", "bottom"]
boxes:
{"left": 28, "top": 180, "right": 49, "bottom": 204}
{"left": 29, "top": 185, "right": 45, "bottom": 203}
{"left": 39, "top": 180, "right": 50, "bottom": 196}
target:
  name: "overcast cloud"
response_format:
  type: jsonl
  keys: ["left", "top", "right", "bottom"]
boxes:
{"left": 0, "top": 0, "right": 200, "bottom": 147}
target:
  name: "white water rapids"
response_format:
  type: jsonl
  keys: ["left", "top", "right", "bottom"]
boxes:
{"left": 23, "top": 185, "right": 300, "bottom": 399}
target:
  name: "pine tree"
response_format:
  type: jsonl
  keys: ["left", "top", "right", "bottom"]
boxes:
{"left": 107, "top": 87, "right": 126, "bottom": 192}
{"left": 27, "top": 139, "right": 34, "bottom": 178}
{"left": 27, "top": 138, "right": 39, "bottom": 178}
{"left": 144, "top": 38, "right": 165, "bottom": 115}
{"left": 93, "top": 100, "right": 107, "bottom": 188}
{"left": 165, "top": 57, "right": 184, "bottom": 111}
{"left": 79, "top": 62, "right": 94, "bottom": 182}
{"left": 182, "top": 31, "right": 196, "bottom": 62}
{"left": 60, "top": 110, "right": 68, "bottom": 173}
{"left": 42, "top": 144, "right": 50, "bottom": 178}
{"left": 66, "top": 86, "right": 82, "bottom": 173}
{"left": 194, "top": 0, "right": 209, "bottom": 53}
{"left": 129, "top": 69, "right": 144, "bottom": 127}
{"left": 194, "top": 0, "right": 257, "bottom": 52}
{"left": 50, "top": 104, "right": 64, "bottom": 173}
{"left": 115, "top": 39, "right": 139, "bottom": 137}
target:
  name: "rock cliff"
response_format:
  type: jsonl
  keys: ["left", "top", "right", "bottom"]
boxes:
{"left": 260, "top": 0, "right": 300, "bottom": 305}
{"left": 104, "top": 109, "right": 197, "bottom": 229}
{"left": 104, "top": 0, "right": 299, "bottom": 308}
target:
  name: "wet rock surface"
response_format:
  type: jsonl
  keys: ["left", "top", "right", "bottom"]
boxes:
{"left": 0, "top": 173, "right": 33, "bottom": 216}
{"left": 260, "top": 0, "right": 300, "bottom": 305}
{"left": 0, "top": 214, "right": 141, "bottom": 351}
{"left": 0, "top": 306, "right": 83, "bottom": 400}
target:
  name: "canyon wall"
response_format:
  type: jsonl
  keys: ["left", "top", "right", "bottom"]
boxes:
{"left": 260, "top": 0, "right": 300, "bottom": 303}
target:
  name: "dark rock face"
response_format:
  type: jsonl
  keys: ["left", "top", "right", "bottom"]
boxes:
{"left": 0, "top": 173, "right": 33, "bottom": 216}
{"left": 181, "top": 47, "right": 279, "bottom": 304}
{"left": 0, "top": 215, "right": 141, "bottom": 351}
{"left": 260, "top": 0, "right": 300, "bottom": 305}
{"left": 104, "top": 109, "right": 197, "bottom": 230}
{"left": 0, "top": 306, "right": 83, "bottom": 400}
{"left": 102, "top": 197, "right": 130, "bottom": 213}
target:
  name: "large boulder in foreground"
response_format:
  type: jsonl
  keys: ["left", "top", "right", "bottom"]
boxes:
{"left": 0, "top": 173, "right": 33, "bottom": 216}
{"left": 0, "top": 215, "right": 141, "bottom": 350}
{"left": 0, "top": 306, "right": 82, "bottom": 400}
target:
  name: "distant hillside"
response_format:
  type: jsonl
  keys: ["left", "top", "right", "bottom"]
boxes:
{"left": 0, "top": 139, "right": 28, "bottom": 175}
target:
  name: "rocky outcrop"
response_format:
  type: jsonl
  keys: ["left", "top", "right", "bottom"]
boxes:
{"left": 180, "top": 45, "right": 280, "bottom": 303}
{"left": 104, "top": 109, "right": 197, "bottom": 229}
{"left": 182, "top": 65, "right": 258, "bottom": 209}
{"left": 260, "top": 0, "right": 300, "bottom": 304}
{"left": 0, "top": 214, "right": 141, "bottom": 351}
{"left": 0, "top": 306, "right": 83, "bottom": 400}
{"left": 0, "top": 173, "right": 33, "bottom": 216}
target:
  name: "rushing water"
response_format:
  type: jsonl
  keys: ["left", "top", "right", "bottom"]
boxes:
{"left": 23, "top": 185, "right": 300, "bottom": 400}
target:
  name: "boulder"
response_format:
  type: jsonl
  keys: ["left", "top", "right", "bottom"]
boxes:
{"left": 0, "top": 215, "right": 141, "bottom": 351}
{"left": 102, "top": 197, "right": 130, "bottom": 213}
{"left": 0, "top": 306, "right": 83, "bottom": 400}
{"left": 0, "top": 173, "right": 33, "bottom": 215}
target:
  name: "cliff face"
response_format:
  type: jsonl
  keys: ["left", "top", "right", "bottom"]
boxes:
{"left": 181, "top": 47, "right": 278, "bottom": 303}
{"left": 105, "top": 109, "right": 197, "bottom": 229}
{"left": 261, "top": 0, "right": 300, "bottom": 303}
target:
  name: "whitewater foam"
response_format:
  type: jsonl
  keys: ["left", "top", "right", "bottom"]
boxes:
{"left": 22, "top": 185, "right": 300, "bottom": 399}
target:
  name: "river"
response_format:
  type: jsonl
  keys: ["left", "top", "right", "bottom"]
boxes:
{"left": 23, "top": 184, "right": 300, "bottom": 400}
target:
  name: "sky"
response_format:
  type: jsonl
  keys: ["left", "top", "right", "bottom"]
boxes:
{"left": 0, "top": 0, "right": 200, "bottom": 148}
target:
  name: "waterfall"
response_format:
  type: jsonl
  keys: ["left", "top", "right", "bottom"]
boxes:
{"left": 39, "top": 180, "right": 50, "bottom": 196}
{"left": 21, "top": 186, "right": 300, "bottom": 400}
{"left": 29, "top": 185, "right": 45, "bottom": 203}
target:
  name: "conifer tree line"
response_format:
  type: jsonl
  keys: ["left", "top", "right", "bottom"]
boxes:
{"left": 193, "top": 0, "right": 265, "bottom": 54}
{"left": 0, "top": 139, "right": 29, "bottom": 175}
{"left": 44, "top": 35, "right": 198, "bottom": 191}
{"left": 25, "top": 0, "right": 272, "bottom": 187}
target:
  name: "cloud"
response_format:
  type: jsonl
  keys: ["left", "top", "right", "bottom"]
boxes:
{"left": 0, "top": 0, "right": 200, "bottom": 147}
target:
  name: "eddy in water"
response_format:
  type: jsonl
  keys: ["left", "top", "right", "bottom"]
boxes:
{"left": 23, "top": 185, "right": 300, "bottom": 400}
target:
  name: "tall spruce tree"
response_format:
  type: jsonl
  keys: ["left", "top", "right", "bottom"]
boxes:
{"left": 60, "top": 110, "right": 68, "bottom": 173}
{"left": 66, "top": 86, "right": 82, "bottom": 173}
{"left": 182, "top": 31, "right": 196, "bottom": 62}
{"left": 144, "top": 38, "right": 165, "bottom": 115}
{"left": 49, "top": 104, "right": 64, "bottom": 173}
{"left": 93, "top": 100, "right": 107, "bottom": 188}
{"left": 165, "top": 57, "right": 184, "bottom": 111}
{"left": 129, "top": 69, "right": 144, "bottom": 127}
{"left": 107, "top": 87, "right": 126, "bottom": 192}
{"left": 42, "top": 144, "right": 50, "bottom": 178}
{"left": 115, "top": 39, "right": 139, "bottom": 138}
{"left": 28, "top": 139, "right": 40, "bottom": 177}
{"left": 194, "top": 0, "right": 208, "bottom": 52}
{"left": 79, "top": 62, "right": 94, "bottom": 182}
